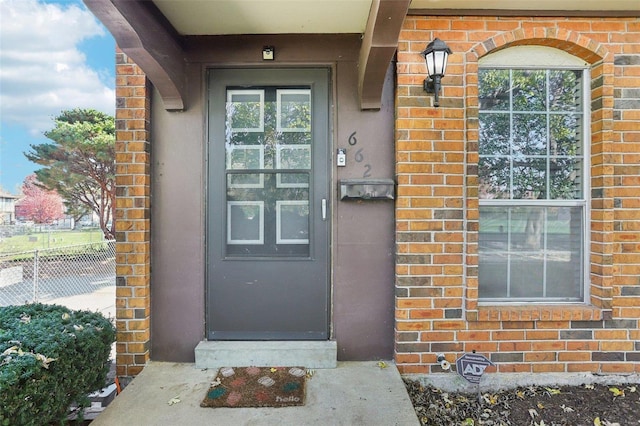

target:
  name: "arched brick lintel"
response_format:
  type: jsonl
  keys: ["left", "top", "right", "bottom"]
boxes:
{"left": 469, "top": 27, "right": 611, "bottom": 65}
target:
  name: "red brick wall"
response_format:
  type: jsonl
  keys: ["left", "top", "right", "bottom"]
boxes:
{"left": 114, "top": 48, "right": 152, "bottom": 378}
{"left": 396, "top": 16, "right": 640, "bottom": 374}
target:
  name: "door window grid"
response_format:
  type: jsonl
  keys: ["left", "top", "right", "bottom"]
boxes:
{"left": 276, "top": 200, "right": 310, "bottom": 244}
{"left": 227, "top": 90, "right": 264, "bottom": 132}
{"left": 226, "top": 145, "right": 264, "bottom": 188}
{"left": 224, "top": 87, "right": 312, "bottom": 257}
{"left": 227, "top": 201, "right": 264, "bottom": 245}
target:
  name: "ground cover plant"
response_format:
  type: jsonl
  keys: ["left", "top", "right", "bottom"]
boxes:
{"left": 0, "top": 304, "right": 115, "bottom": 425}
{"left": 406, "top": 379, "right": 640, "bottom": 425}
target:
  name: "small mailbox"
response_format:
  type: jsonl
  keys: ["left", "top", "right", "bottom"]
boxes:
{"left": 339, "top": 178, "right": 395, "bottom": 200}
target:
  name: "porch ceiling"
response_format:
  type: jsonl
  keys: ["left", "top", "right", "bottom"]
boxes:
{"left": 155, "top": 0, "right": 639, "bottom": 36}
{"left": 84, "top": 0, "right": 638, "bottom": 111}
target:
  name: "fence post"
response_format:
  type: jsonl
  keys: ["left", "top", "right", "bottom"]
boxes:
{"left": 33, "top": 249, "right": 39, "bottom": 303}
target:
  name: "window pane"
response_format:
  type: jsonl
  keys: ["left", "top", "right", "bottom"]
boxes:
{"left": 277, "top": 90, "right": 311, "bottom": 132}
{"left": 478, "top": 207, "right": 509, "bottom": 298}
{"left": 549, "top": 157, "right": 582, "bottom": 199}
{"left": 512, "top": 157, "right": 546, "bottom": 199}
{"left": 513, "top": 113, "right": 547, "bottom": 156}
{"left": 510, "top": 253, "right": 544, "bottom": 298}
{"left": 479, "top": 157, "right": 510, "bottom": 199}
{"left": 549, "top": 70, "right": 583, "bottom": 112}
{"left": 479, "top": 69, "right": 510, "bottom": 111}
{"left": 546, "top": 207, "right": 583, "bottom": 298}
{"left": 512, "top": 70, "right": 547, "bottom": 111}
{"left": 550, "top": 114, "right": 582, "bottom": 156}
{"left": 227, "top": 90, "right": 264, "bottom": 132}
{"left": 479, "top": 113, "right": 510, "bottom": 155}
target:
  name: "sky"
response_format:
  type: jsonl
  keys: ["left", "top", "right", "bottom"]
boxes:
{"left": 0, "top": 0, "right": 115, "bottom": 195}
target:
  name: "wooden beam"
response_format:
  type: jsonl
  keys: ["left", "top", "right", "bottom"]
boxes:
{"left": 84, "top": 0, "right": 186, "bottom": 110}
{"left": 358, "top": 0, "right": 411, "bottom": 110}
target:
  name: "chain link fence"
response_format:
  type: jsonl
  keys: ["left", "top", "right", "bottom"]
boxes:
{"left": 0, "top": 241, "right": 116, "bottom": 317}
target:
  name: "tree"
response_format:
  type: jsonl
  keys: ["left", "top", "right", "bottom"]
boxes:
{"left": 16, "top": 175, "right": 64, "bottom": 224}
{"left": 24, "top": 109, "right": 115, "bottom": 239}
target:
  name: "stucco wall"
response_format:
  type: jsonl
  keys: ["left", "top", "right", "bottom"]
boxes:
{"left": 143, "top": 35, "right": 396, "bottom": 362}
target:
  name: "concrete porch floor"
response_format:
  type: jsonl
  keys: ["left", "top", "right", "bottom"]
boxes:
{"left": 92, "top": 361, "right": 420, "bottom": 426}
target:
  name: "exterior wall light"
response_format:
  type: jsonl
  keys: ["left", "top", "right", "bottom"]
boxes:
{"left": 420, "top": 38, "right": 452, "bottom": 107}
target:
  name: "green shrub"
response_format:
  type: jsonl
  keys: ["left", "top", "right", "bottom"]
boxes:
{"left": 0, "top": 304, "right": 115, "bottom": 425}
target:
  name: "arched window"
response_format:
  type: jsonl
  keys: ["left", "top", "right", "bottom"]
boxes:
{"left": 477, "top": 46, "right": 590, "bottom": 303}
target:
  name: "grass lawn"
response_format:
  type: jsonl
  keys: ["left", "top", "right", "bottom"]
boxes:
{"left": 0, "top": 229, "right": 106, "bottom": 254}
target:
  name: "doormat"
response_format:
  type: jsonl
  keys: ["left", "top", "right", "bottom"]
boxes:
{"left": 200, "top": 367, "right": 306, "bottom": 408}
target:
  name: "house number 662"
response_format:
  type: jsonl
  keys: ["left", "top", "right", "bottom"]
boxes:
{"left": 348, "top": 131, "right": 372, "bottom": 178}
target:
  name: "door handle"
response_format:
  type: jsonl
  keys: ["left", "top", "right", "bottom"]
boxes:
{"left": 321, "top": 199, "right": 327, "bottom": 221}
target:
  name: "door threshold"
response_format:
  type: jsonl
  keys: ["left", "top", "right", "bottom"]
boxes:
{"left": 194, "top": 340, "right": 337, "bottom": 369}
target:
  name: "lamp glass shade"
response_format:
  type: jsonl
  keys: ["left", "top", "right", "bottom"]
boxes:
{"left": 421, "top": 38, "right": 452, "bottom": 78}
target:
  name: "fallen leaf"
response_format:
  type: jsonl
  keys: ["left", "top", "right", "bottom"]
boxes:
{"left": 270, "top": 368, "right": 277, "bottom": 373}
{"left": 561, "top": 404, "right": 575, "bottom": 413}
{"left": 537, "top": 402, "right": 545, "bottom": 409}
{"left": 628, "top": 385, "right": 637, "bottom": 393}
{"left": 34, "top": 353, "right": 56, "bottom": 369}
{"left": 2, "top": 346, "right": 19, "bottom": 356}
{"left": 482, "top": 393, "right": 498, "bottom": 405}
{"left": 377, "top": 361, "right": 388, "bottom": 369}
{"left": 462, "top": 418, "right": 474, "bottom": 425}
{"left": 516, "top": 390, "right": 525, "bottom": 399}
{"left": 529, "top": 408, "right": 538, "bottom": 419}
{"left": 609, "top": 387, "right": 625, "bottom": 397}
{"left": 585, "top": 384, "right": 595, "bottom": 390}
{"left": 594, "top": 417, "right": 602, "bottom": 426}
{"left": 545, "top": 387, "right": 561, "bottom": 395}
{"left": 167, "top": 396, "right": 181, "bottom": 405}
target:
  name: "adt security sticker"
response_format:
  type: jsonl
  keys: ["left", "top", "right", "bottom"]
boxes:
{"left": 456, "top": 353, "right": 495, "bottom": 384}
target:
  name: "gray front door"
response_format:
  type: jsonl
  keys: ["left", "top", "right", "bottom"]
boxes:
{"left": 207, "top": 68, "right": 330, "bottom": 340}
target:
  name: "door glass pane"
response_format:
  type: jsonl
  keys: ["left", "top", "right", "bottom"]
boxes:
{"left": 225, "top": 87, "right": 312, "bottom": 258}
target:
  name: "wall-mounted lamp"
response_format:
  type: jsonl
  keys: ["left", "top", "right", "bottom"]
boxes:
{"left": 420, "top": 38, "right": 452, "bottom": 107}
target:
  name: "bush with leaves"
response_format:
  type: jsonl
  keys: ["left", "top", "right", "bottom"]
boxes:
{"left": 0, "top": 304, "right": 115, "bottom": 425}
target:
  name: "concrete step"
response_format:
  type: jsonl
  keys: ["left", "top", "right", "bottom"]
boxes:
{"left": 194, "top": 340, "right": 337, "bottom": 369}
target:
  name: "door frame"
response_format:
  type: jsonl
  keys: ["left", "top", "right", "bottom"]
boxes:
{"left": 205, "top": 67, "right": 333, "bottom": 340}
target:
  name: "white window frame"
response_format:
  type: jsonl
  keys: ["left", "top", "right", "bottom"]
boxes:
{"left": 477, "top": 46, "right": 591, "bottom": 305}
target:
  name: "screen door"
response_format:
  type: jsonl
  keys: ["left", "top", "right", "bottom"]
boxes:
{"left": 207, "top": 68, "right": 330, "bottom": 340}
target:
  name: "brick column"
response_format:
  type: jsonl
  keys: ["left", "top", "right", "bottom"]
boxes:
{"left": 114, "top": 47, "right": 151, "bottom": 378}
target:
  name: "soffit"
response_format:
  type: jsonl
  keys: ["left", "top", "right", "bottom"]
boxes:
{"left": 152, "top": 0, "right": 373, "bottom": 35}
{"left": 152, "top": 0, "right": 638, "bottom": 37}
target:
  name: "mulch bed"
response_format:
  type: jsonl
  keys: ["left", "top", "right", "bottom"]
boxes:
{"left": 405, "top": 379, "right": 640, "bottom": 425}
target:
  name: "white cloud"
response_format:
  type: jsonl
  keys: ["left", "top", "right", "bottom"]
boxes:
{"left": 0, "top": 0, "right": 115, "bottom": 134}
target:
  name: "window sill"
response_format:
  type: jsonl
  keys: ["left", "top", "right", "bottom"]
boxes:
{"left": 473, "top": 304, "right": 603, "bottom": 322}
